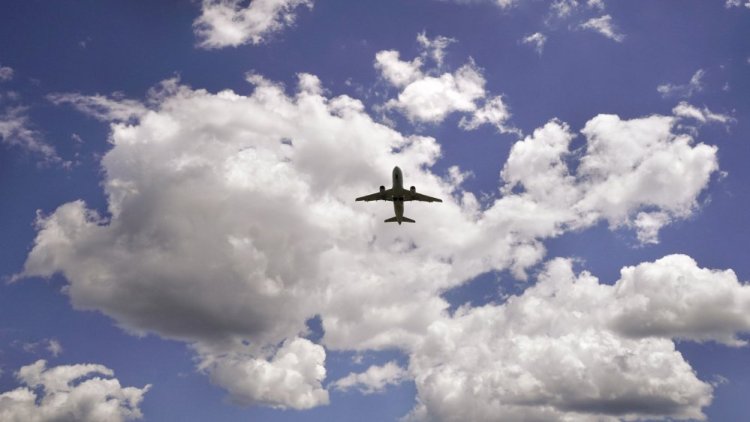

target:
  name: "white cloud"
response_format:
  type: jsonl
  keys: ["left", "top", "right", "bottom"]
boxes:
{"left": 332, "top": 361, "right": 407, "bottom": 394}
{"left": 672, "top": 101, "right": 733, "bottom": 125}
{"left": 458, "top": 95, "right": 519, "bottom": 134}
{"left": 18, "top": 339, "right": 63, "bottom": 358}
{"left": 406, "top": 256, "right": 744, "bottom": 421}
{"left": 579, "top": 15, "right": 624, "bottom": 42}
{"left": 17, "top": 73, "right": 722, "bottom": 411}
{"left": 501, "top": 115, "right": 718, "bottom": 242}
{"left": 385, "top": 61, "right": 486, "bottom": 123}
{"left": 374, "top": 50, "right": 424, "bottom": 88}
{"left": 658, "top": 69, "right": 705, "bottom": 99}
{"left": 47, "top": 92, "right": 148, "bottom": 122}
{"left": 416, "top": 32, "right": 456, "bottom": 67}
{"left": 609, "top": 255, "right": 750, "bottom": 346}
{"left": 46, "top": 340, "right": 63, "bottom": 357}
{"left": 0, "top": 106, "right": 63, "bottom": 164}
{"left": 725, "top": 0, "right": 750, "bottom": 8}
{"left": 521, "top": 32, "right": 546, "bottom": 54}
{"left": 194, "top": 0, "right": 312, "bottom": 48}
{"left": 0, "top": 360, "right": 150, "bottom": 422}
{"left": 199, "top": 337, "right": 328, "bottom": 409}
{"left": 551, "top": 0, "right": 580, "bottom": 18}
{"left": 378, "top": 35, "right": 516, "bottom": 132}
{"left": 0, "top": 65, "right": 13, "bottom": 82}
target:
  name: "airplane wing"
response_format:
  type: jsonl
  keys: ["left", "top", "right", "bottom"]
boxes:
{"left": 355, "top": 189, "right": 393, "bottom": 201}
{"left": 407, "top": 190, "right": 442, "bottom": 202}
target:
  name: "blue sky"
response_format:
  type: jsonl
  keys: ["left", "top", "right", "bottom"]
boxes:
{"left": 1, "top": 1, "right": 750, "bottom": 421}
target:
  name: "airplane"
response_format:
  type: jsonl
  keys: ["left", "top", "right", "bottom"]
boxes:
{"left": 355, "top": 166, "right": 442, "bottom": 224}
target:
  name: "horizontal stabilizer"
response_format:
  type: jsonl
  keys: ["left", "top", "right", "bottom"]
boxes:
{"left": 384, "top": 216, "right": 415, "bottom": 223}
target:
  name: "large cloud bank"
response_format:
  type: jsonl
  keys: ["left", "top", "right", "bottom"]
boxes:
{"left": 0, "top": 360, "right": 149, "bottom": 422}
{"left": 19, "top": 66, "right": 733, "bottom": 419}
{"left": 408, "top": 255, "right": 750, "bottom": 421}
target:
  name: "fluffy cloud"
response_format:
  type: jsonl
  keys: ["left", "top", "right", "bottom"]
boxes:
{"left": 332, "top": 361, "right": 407, "bottom": 394}
{"left": 658, "top": 69, "right": 705, "bottom": 99}
{"left": 406, "top": 256, "right": 744, "bottom": 421}
{"left": 374, "top": 50, "right": 423, "bottom": 88}
{"left": 199, "top": 337, "right": 328, "bottom": 409}
{"left": 579, "top": 15, "right": 624, "bottom": 42}
{"left": 385, "top": 61, "right": 486, "bottom": 123}
{"left": 377, "top": 34, "right": 517, "bottom": 132}
{"left": 194, "top": 0, "right": 312, "bottom": 48}
{"left": 501, "top": 115, "right": 718, "bottom": 243}
{"left": 609, "top": 255, "right": 750, "bottom": 346}
{"left": 18, "top": 72, "right": 721, "bottom": 411}
{"left": 0, "top": 360, "right": 150, "bottom": 422}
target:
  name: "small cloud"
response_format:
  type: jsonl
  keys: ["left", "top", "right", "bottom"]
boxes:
{"left": 672, "top": 101, "right": 734, "bottom": 125}
{"left": 725, "top": 0, "right": 750, "bottom": 8}
{"left": 0, "top": 65, "right": 13, "bottom": 82}
{"left": 551, "top": 0, "right": 579, "bottom": 18}
{"left": 194, "top": 0, "right": 313, "bottom": 49}
{"left": 657, "top": 69, "right": 705, "bottom": 99}
{"left": 47, "top": 92, "right": 148, "bottom": 122}
{"left": 522, "top": 32, "right": 547, "bottom": 54}
{"left": 0, "top": 106, "right": 65, "bottom": 165}
{"left": 46, "top": 339, "right": 63, "bottom": 357}
{"left": 332, "top": 361, "right": 407, "bottom": 394}
{"left": 417, "top": 32, "right": 456, "bottom": 67}
{"left": 579, "top": 15, "right": 625, "bottom": 42}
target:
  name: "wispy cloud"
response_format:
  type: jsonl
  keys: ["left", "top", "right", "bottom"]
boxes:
{"left": 579, "top": 15, "right": 624, "bottom": 42}
{"left": 657, "top": 69, "right": 705, "bottom": 98}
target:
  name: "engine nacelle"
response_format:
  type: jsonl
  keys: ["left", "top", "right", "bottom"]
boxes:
{"left": 410, "top": 186, "right": 416, "bottom": 193}
{"left": 380, "top": 185, "right": 385, "bottom": 193}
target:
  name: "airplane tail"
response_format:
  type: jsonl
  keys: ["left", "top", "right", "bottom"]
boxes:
{"left": 385, "top": 216, "right": 415, "bottom": 224}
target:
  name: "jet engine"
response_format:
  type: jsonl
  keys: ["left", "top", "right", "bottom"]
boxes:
{"left": 380, "top": 186, "right": 385, "bottom": 193}
{"left": 410, "top": 186, "right": 416, "bottom": 193}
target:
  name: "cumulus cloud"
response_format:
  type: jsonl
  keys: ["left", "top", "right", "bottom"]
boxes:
{"left": 199, "top": 337, "right": 328, "bottom": 409}
{"left": 406, "top": 256, "right": 746, "bottom": 421}
{"left": 47, "top": 92, "right": 148, "bottom": 122}
{"left": 194, "top": 0, "right": 312, "bottom": 48}
{"left": 579, "top": 15, "right": 624, "bottom": 41}
{"left": 0, "top": 360, "right": 150, "bottom": 422}
{"left": 521, "top": 32, "right": 546, "bottom": 54}
{"left": 501, "top": 115, "right": 718, "bottom": 243}
{"left": 385, "top": 61, "right": 486, "bottom": 123}
{"left": 609, "top": 255, "right": 750, "bottom": 346}
{"left": 17, "top": 73, "right": 721, "bottom": 410}
{"left": 374, "top": 50, "right": 423, "bottom": 88}
{"left": 658, "top": 69, "right": 705, "bottom": 99}
{"left": 378, "top": 34, "right": 517, "bottom": 132}
{"left": 0, "top": 65, "right": 13, "bottom": 82}
{"left": 332, "top": 361, "right": 407, "bottom": 394}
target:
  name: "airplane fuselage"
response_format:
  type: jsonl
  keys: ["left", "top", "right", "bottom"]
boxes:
{"left": 392, "top": 166, "right": 405, "bottom": 222}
